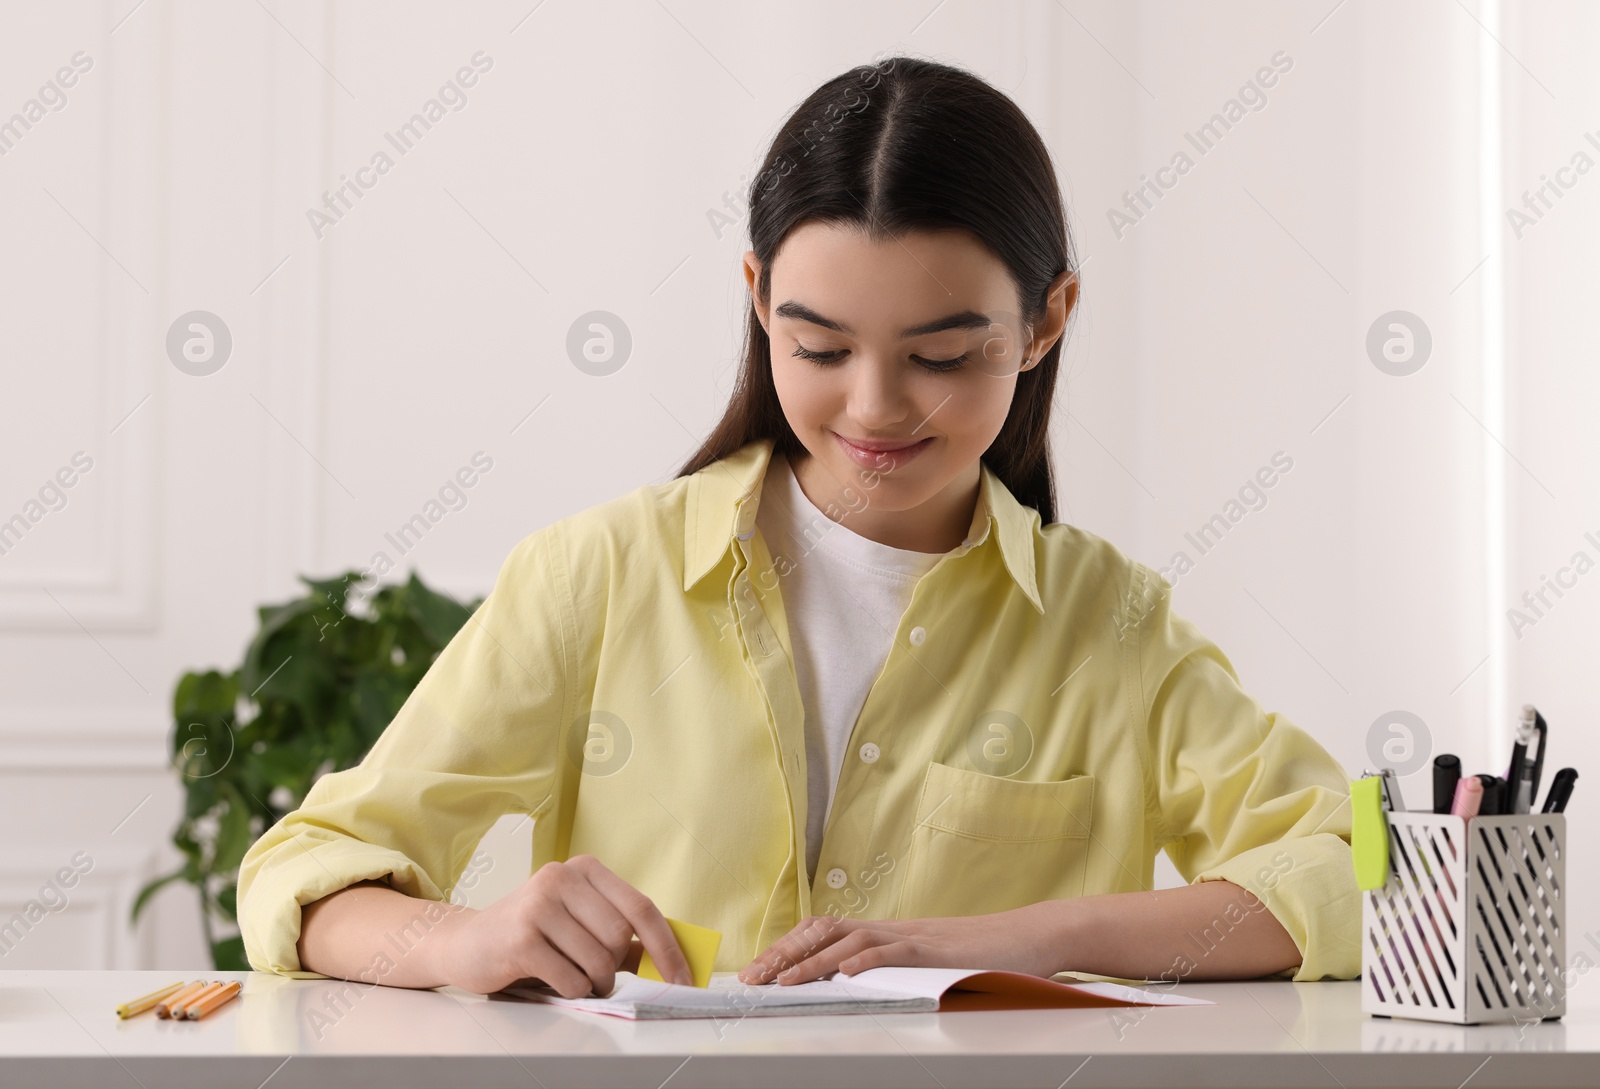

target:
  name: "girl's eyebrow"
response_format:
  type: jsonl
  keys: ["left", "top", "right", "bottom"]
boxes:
{"left": 774, "top": 300, "right": 993, "bottom": 339}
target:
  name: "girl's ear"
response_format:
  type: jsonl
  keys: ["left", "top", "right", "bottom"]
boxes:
{"left": 743, "top": 250, "right": 770, "bottom": 335}
{"left": 1025, "top": 269, "right": 1080, "bottom": 365}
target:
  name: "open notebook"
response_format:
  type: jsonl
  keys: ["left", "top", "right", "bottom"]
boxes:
{"left": 499, "top": 967, "right": 1214, "bottom": 1020}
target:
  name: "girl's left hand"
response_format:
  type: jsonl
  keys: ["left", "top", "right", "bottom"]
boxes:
{"left": 737, "top": 902, "right": 1069, "bottom": 985}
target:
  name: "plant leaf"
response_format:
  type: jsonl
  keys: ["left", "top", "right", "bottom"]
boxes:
{"left": 351, "top": 668, "right": 409, "bottom": 743}
{"left": 173, "top": 717, "right": 237, "bottom": 781}
{"left": 210, "top": 935, "right": 248, "bottom": 972}
{"left": 240, "top": 597, "right": 321, "bottom": 694}
{"left": 250, "top": 634, "right": 339, "bottom": 722}
{"left": 182, "top": 775, "right": 218, "bottom": 820}
{"left": 404, "top": 572, "right": 475, "bottom": 646}
{"left": 299, "top": 572, "right": 359, "bottom": 612}
{"left": 216, "top": 883, "right": 237, "bottom": 920}
{"left": 211, "top": 785, "right": 253, "bottom": 874}
{"left": 172, "top": 670, "right": 238, "bottom": 723}
{"left": 252, "top": 745, "right": 311, "bottom": 792}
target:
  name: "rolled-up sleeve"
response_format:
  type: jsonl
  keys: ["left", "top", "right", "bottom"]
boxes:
{"left": 237, "top": 524, "right": 573, "bottom": 978}
{"left": 1132, "top": 567, "right": 1360, "bottom": 982}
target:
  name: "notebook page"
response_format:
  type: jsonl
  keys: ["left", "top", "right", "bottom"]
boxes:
{"left": 500, "top": 968, "right": 1212, "bottom": 1018}
{"left": 834, "top": 966, "right": 978, "bottom": 1000}
{"left": 502, "top": 971, "right": 936, "bottom": 1019}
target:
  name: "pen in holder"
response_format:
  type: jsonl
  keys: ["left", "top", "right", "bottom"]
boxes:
{"left": 1361, "top": 809, "right": 1566, "bottom": 1025}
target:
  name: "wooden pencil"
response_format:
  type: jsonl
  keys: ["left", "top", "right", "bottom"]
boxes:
{"left": 155, "top": 981, "right": 210, "bottom": 1019}
{"left": 166, "top": 981, "right": 224, "bottom": 1019}
{"left": 184, "top": 980, "right": 242, "bottom": 1020}
{"left": 115, "top": 981, "right": 186, "bottom": 1019}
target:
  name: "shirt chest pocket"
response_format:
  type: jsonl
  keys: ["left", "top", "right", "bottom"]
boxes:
{"left": 895, "top": 760, "right": 1096, "bottom": 918}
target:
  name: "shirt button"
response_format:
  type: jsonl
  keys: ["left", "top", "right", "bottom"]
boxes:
{"left": 859, "top": 742, "right": 880, "bottom": 764}
{"left": 908, "top": 626, "right": 926, "bottom": 646}
{"left": 737, "top": 530, "right": 754, "bottom": 540}
{"left": 826, "top": 867, "right": 848, "bottom": 889}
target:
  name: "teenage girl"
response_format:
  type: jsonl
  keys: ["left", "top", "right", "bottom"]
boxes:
{"left": 240, "top": 56, "right": 1359, "bottom": 999}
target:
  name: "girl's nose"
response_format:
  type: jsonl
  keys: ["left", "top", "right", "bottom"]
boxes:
{"left": 846, "top": 356, "right": 914, "bottom": 429}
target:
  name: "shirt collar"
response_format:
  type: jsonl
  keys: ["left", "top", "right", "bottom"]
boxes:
{"left": 681, "top": 436, "right": 1045, "bottom": 614}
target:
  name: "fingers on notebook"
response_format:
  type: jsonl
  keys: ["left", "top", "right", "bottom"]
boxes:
{"left": 542, "top": 910, "right": 626, "bottom": 997}
{"left": 744, "top": 914, "right": 849, "bottom": 984}
{"left": 571, "top": 856, "right": 693, "bottom": 988}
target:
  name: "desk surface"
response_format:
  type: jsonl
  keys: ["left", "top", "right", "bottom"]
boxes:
{"left": 3, "top": 970, "right": 1597, "bottom": 1089}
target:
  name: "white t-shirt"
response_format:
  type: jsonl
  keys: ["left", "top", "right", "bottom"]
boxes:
{"left": 754, "top": 454, "right": 945, "bottom": 884}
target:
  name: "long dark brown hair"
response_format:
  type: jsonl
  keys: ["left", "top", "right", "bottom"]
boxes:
{"left": 674, "top": 55, "right": 1077, "bottom": 524}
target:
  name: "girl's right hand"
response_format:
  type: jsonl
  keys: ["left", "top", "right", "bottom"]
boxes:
{"left": 437, "top": 854, "right": 693, "bottom": 997}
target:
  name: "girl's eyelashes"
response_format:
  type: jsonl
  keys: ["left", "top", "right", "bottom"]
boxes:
{"left": 790, "top": 345, "right": 968, "bottom": 373}
{"left": 791, "top": 344, "right": 845, "bottom": 363}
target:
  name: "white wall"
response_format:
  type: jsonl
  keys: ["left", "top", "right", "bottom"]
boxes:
{"left": 0, "top": 0, "right": 1591, "bottom": 970}
{"left": 1499, "top": 0, "right": 1600, "bottom": 951}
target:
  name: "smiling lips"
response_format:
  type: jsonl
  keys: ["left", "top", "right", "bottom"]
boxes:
{"left": 832, "top": 431, "right": 934, "bottom": 469}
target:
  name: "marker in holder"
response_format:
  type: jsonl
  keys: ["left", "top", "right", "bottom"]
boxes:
{"left": 1361, "top": 809, "right": 1566, "bottom": 1025}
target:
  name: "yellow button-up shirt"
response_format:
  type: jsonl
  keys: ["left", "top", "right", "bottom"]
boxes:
{"left": 238, "top": 437, "right": 1361, "bottom": 982}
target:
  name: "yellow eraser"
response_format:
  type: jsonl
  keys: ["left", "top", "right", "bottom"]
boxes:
{"left": 638, "top": 917, "right": 722, "bottom": 988}
{"left": 1351, "top": 776, "right": 1389, "bottom": 891}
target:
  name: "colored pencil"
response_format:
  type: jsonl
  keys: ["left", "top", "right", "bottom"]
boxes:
{"left": 115, "top": 981, "right": 186, "bottom": 1019}
{"left": 166, "top": 981, "right": 224, "bottom": 1019}
{"left": 157, "top": 981, "right": 212, "bottom": 1019}
{"left": 184, "top": 980, "right": 242, "bottom": 1020}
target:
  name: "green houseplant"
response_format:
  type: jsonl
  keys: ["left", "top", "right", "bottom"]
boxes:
{"left": 131, "top": 571, "right": 483, "bottom": 970}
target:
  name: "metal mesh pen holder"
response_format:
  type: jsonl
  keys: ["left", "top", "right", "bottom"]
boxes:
{"left": 1361, "top": 810, "right": 1566, "bottom": 1024}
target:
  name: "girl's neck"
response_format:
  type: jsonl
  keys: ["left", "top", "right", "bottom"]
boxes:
{"left": 786, "top": 452, "right": 981, "bottom": 554}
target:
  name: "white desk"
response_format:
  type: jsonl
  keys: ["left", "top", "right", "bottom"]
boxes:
{"left": 2, "top": 970, "right": 1595, "bottom": 1088}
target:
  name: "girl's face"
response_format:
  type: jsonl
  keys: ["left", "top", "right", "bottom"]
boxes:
{"left": 745, "top": 221, "right": 1074, "bottom": 551}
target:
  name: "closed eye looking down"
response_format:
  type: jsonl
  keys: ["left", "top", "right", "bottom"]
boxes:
{"left": 790, "top": 344, "right": 971, "bottom": 372}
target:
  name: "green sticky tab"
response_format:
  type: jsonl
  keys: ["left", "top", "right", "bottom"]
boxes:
{"left": 1351, "top": 776, "right": 1389, "bottom": 891}
{"left": 638, "top": 917, "right": 722, "bottom": 989}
